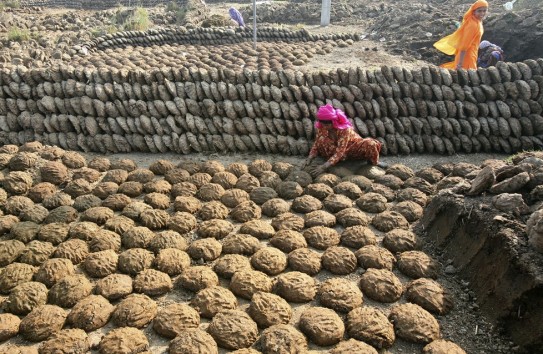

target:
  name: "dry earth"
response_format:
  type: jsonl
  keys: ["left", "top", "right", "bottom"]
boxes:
{"left": 0, "top": 0, "right": 540, "bottom": 353}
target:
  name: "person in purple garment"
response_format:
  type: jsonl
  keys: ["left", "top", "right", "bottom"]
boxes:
{"left": 477, "top": 40, "right": 505, "bottom": 68}
{"left": 229, "top": 7, "right": 245, "bottom": 27}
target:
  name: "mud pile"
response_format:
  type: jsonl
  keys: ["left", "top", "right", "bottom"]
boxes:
{"left": 5, "top": 141, "right": 542, "bottom": 352}
{"left": 0, "top": 2, "right": 211, "bottom": 67}
{"left": 366, "top": 1, "right": 543, "bottom": 64}
{"left": 239, "top": 1, "right": 356, "bottom": 26}
{"left": 235, "top": 0, "right": 542, "bottom": 65}
{"left": 18, "top": 0, "right": 190, "bottom": 10}
{"left": 415, "top": 150, "right": 543, "bottom": 352}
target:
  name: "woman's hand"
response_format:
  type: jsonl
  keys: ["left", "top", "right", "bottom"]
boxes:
{"left": 310, "top": 162, "right": 331, "bottom": 178}
{"left": 301, "top": 157, "right": 314, "bottom": 170}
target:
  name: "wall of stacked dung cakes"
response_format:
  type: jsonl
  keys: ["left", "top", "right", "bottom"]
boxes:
{"left": 1, "top": 26, "right": 543, "bottom": 157}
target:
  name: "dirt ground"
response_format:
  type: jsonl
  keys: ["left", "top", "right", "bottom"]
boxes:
{"left": 0, "top": 1, "right": 538, "bottom": 353}
{"left": 70, "top": 150, "right": 513, "bottom": 354}
{"left": 207, "top": 2, "right": 431, "bottom": 71}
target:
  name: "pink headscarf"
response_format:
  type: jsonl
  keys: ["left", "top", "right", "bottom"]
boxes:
{"left": 315, "top": 104, "right": 353, "bottom": 130}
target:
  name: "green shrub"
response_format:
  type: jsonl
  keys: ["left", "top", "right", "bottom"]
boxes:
{"left": 30, "top": 31, "right": 42, "bottom": 41}
{"left": 165, "top": 1, "right": 188, "bottom": 24}
{"left": 90, "top": 25, "right": 119, "bottom": 38}
{"left": 166, "top": 1, "right": 180, "bottom": 13}
{"left": 174, "top": 8, "right": 187, "bottom": 24}
{"left": 7, "top": 27, "right": 30, "bottom": 42}
{"left": 3, "top": 0, "right": 21, "bottom": 9}
{"left": 123, "top": 7, "right": 151, "bottom": 31}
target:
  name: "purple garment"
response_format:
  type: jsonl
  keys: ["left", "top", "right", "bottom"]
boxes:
{"left": 478, "top": 41, "right": 505, "bottom": 68}
{"left": 229, "top": 7, "right": 245, "bottom": 27}
{"left": 491, "top": 51, "right": 502, "bottom": 61}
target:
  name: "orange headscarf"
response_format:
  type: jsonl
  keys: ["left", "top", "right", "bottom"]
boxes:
{"left": 434, "top": 0, "right": 488, "bottom": 69}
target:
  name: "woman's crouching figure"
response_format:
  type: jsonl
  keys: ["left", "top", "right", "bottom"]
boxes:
{"left": 302, "top": 104, "right": 385, "bottom": 177}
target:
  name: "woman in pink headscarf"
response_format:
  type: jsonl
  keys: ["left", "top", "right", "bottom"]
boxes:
{"left": 302, "top": 104, "right": 384, "bottom": 176}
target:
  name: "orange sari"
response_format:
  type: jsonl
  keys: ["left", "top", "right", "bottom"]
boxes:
{"left": 434, "top": 0, "right": 487, "bottom": 70}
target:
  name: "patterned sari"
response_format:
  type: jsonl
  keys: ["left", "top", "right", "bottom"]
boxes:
{"left": 309, "top": 127, "right": 382, "bottom": 166}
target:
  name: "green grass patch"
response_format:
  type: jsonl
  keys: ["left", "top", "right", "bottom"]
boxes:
{"left": 165, "top": 1, "right": 188, "bottom": 24}
{"left": 1, "top": 0, "right": 21, "bottom": 10}
{"left": 166, "top": 1, "right": 180, "bottom": 13}
{"left": 7, "top": 27, "right": 30, "bottom": 42}
{"left": 111, "top": 6, "right": 152, "bottom": 31}
{"left": 123, "top": 7, "right": 151, "bottom": 31}
{"left": 90, "top": 25, "right": 119, "bottom": 37}
{"left": 30, "top": 31, "right": 42, "bottom": 41}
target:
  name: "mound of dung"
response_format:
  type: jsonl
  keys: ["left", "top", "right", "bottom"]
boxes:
{"left": 198, "top": 219, "right": 234, "bottom": 239}
{"left": 359, "top": 268, "right": 403, "bottom": 303}
{"left": 67, "top": 295, "right": 114, "bottom": 332}
{"left": 341, "top": 225, "right": 377, "bottom": 249}
{"left": 118, "top": 248, "right": 155, "bottom": 275}
{"left": 82, "top": 250, "right": 118, "bottom": 278}
{"left": 178, "top": 266, "right": 219, "bottom": 292}
{"left": 270, "top": 229, "right": 307, "bottom": 253}
{"left": 112, "top": 293, "right": 158, "bottom": 328}
{"left": 39, "top": 329, "right": 90, "bottom": 354}
{"left": 299, "top": 307, "right": 345, "bottom": 346}
{"left": 213, "top": 254, "right": 252, "bottom": 279}
{"left": 34, "top": 258, "right": 75, "bottom": 288}
{"left": 318, "top": 278, "right": 363, "bottom": 313}
{"left": 260, "top": 324, "right": 308, "bottom": 353}
{"left": 53, "top": 239, "right": 89, "bottom": 264}
{"left": 388, "top": 303, "right": 441, "bottom": 344}
{"left": 303, "top": 226, "right": 341, "bottom": 250}
{"left": 169, "top": 329, "right": 218, "bottom": 354}
{"left": 230, "top": 269, "right": 273, "bottom": 300}
{"left": 274, "top": 271, "right": 317, "bottom": 303}
{"left": 304, "top": 209, "right": 337, "bottom": 228}
{"left": 48, "top": 274, "right": 93, "bottom": 308}
{"left": 321, "top": 246, "right": 357, "bottom": 275}
{"left": 406, "top": 278, "right": 454, "bottom": 315}
{"left": 191, "top": 286, "right": 238, "bottom": 318}
{"left": 239, "top": 219, "right": 275, "bottom": 239}
{"left": 347, "top": 306, "right": 395, "bottom": 349}
{"left": 222, "top": 233, "right": 262, "bottom": 255}
{"left": 248, "top": 291, "right": 292, "bottom": 328}
{"left": 287, "top": 248, "right": 322, "bottom": 276}
{"left": 19, "top": 305, "right": 67, "bottom": 342}
{"left": 250, "top": 247, "right": 288, "bottom": 275}
{"left": 4, "top": 281, "right": 48, "bottom": 315}
{"left": 133, "top": 269, "right": 173, "bottom": 296}
{"left": 188, "top": 238, "right": 222, "bottom": 261}
{"left": 95, "top": 274, "right": 133, "bottom": 300}
{"left": 355, "top": 245, "right": 396, "bottom": 270}
{"left": 207, "top": 309, "right": 259, "bottom": 350}
{"left": 99, "top": 327, "right": 149, "bottom": 354}
{"left": 397, "top": 251, "right": 441, "bottom": 279}
{"left": 423, "top": 339, "right": 467, "bottom": 354}
{"left": 153, "top": 303, "right": 200, "bottom": 338}
{"left": 330, "top": 338, "right": 378, "bottom": 354}
{"left": 0, "top": 313, "right": 20, "bottom": 342}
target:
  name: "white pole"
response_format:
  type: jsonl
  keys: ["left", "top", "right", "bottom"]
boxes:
{"left": 253, "top": 0, "right": 257, "bottom": 49}
{"left": 321, "top": 0, "right": 331, "bottom": 27}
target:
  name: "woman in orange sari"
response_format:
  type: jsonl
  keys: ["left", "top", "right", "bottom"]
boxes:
{"left": 434, "top": 0, "right": 488, "bottom": 70}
